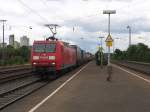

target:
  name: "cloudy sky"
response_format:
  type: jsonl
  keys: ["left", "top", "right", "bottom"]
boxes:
{"left": 0, "top": 0, "right": 150, "bottom": 53}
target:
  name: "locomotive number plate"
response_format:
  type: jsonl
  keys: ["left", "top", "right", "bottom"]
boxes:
{"left": 40, "top": 56, "right": 48, "bottom": 59}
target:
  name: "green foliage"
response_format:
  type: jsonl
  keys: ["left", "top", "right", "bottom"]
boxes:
{"left": 18, "top": 46, "right": 30, "bottom": 62}
{"left": 0, "top": 46, "right": 30, "bottom": 66}
{"left": 112, "top": 43, "right": 150, "bottom": 62}
{"left": 112, "top": 49, "right": 126, "bottom": 60}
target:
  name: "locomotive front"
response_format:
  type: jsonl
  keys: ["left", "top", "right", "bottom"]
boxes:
{"left": 31, "top": 41, "right": 57, "bottom": 72}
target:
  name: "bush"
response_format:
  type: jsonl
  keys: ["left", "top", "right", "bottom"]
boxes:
{"left": 0, "top": 46, "right": 30, "bottom": 66}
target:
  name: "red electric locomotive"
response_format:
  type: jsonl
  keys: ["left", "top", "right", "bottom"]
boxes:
{"left": 31, "top": 38, "right": 76, "bottom": 75}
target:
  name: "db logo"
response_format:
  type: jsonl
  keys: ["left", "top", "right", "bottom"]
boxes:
{"left": 42, "top": 53, "right": 46, "bottom": 56}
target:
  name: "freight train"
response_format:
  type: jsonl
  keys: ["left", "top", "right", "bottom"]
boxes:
{"left": 31, "top": 38, "right": 92, "bottom": 78}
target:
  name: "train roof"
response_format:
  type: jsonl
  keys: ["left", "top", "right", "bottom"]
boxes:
{"left": 33, "top": 40, "right": 70, "bottom": 47}
{"left": 33, "top": 40, "right": 84, "bottom": 50}
{"left": 70, "top": 45, "right": 81, "bottom": 49}
{"left": 34, "top": 40, "right": 56, "bottom": 44}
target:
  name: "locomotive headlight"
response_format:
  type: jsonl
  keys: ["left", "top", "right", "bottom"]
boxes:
{"left": 49, "top": 56, "right": 55, "bottom": 60}
{"left": 51, "top": 62, "right": 55, "bottom": 65}
{"left": 33, "top": 56, "right": 39, "bottom": 60}
{"left": 33, "top": 62, "right": 37, "bottom": 65}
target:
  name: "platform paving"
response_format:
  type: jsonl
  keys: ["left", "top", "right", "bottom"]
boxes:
{"left": 32, "top": 61, "right": 150, "bottom": 112}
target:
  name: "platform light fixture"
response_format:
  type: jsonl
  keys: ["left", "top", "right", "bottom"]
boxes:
{"left": 103, "top": 10, "right": 116, "bottom": 65}
{"left": 98, "top": 36, "right": 104, "bottom": 68}
{"left": 127, "top": 25, "right": 131, "bottom": 47}
{"left": 0, "top": 19, "right": 7, "bottom": 62}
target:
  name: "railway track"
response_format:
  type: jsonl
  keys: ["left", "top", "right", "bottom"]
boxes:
{"left": 0, "top": 64, "right": 81, "bottom": 110}
{"left": 0, "top": 64, "right": 47, "bottom": 110}
{"left": 0, "top": 65, "right": 31, "bottom": 74}
{"left": 0, "top": 65, "right": 32, "bottom": 83}
{"left": 0, "top": 64, "right": 60, "bottom": 110}
{"left": 0, "top": 69, "right": 33, "bottom": 83}
{"left": 0, "top": 80, "right": 47, "bottom": 110}
{"left": 0, "top": 73, "right": 48, "bottom": 110}
{"left": 111, "top": 60, "right": 150, "bottom": 75}
{"left": 0, "top": 64, "right": 30, "bottom": 70}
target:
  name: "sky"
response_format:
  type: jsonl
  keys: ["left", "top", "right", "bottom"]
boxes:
{"left": 0, "top": 0, "right": 150, "bottom": 53}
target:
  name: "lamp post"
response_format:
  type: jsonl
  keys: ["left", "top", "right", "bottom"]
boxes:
{"left": 99, "top": 36, "right": 104, "bottom": 48}
{"left": 0, "top": 19, "right": 7, "bottom": 62}
{"left": 28, "top": 26, "right": 32, "bottom": 45}
{"left": 103, "top": 10, "right": 116, "bottom": 65}
{"left": 98, "top": 36, "right": 104, "bottom": 68}
{"left": 127, "top": 25, "right": 131, "bottom": 47}
{"left": 113, "top": 37, "right": 119, "bottom": 53}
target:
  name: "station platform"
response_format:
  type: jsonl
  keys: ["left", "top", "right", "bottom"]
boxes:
{"left": 29, "top": 61, "right": 150, "bottom": 112}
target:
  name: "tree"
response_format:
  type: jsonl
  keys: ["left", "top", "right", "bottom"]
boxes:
{"left": 18, "top": 46, "right": 30, "bottom": 62}
{"left": 112, "top": 43, "right": 150, "bottom": 63}
{"left": 0, "top": 45, "right": 31, "bottom": 66}
{"left": 126, "top": 45, "right": 137, "bottom": 61}
{"left": 113, "top": 49, "right": 126, "bottom": 60}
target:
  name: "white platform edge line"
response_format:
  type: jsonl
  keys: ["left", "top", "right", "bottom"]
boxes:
{"left": 28, "top": 62, "right": 90, "bottom": 112}
{"left": 112, "top": 64, "right": 150, "bottom": 83}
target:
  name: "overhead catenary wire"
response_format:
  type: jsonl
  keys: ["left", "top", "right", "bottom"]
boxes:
{"left": 0, "top": 1, "right": 144, "bottom": 40}
{"left": 17, "top": 0, "right": 49, "bottom": 23}
{"left": 9, "top": 0, "right": 145, "bottom": 38}
{"left": 40, "top": 0, "right": 51, "bottom": 9}
{"left": 16, "top": 0, "right": 134, "bottom": 33}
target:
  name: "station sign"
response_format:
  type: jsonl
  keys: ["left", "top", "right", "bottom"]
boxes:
{"left": 105, "top": 34, "right": 113, "bottom": 47}
{"left": 106, "top": 41, "right": 112, "bottom": 47}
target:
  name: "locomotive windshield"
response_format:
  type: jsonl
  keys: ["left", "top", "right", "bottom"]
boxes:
{"left": 33, "top": 43, "right": 56, "bottom": 53}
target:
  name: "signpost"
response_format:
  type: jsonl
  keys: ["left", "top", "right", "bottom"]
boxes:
{"left": 106, "top": 34, "right": 113, "bottom": 47}
{"left": 105, "top": 34, "right": 113, "bottom": 65}
{"left": 103, "top": 10, "right": 116, "bottom": 81}
{"left": 103, "top": 10, "right": 116, "bottom": 66}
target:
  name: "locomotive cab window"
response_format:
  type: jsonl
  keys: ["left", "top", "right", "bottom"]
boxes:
{"left": 33, "top": 44, "right": 45, "bottom": 53}
{"left": 33, "top": 43, "right": 56, "bottom": 53}
{"left": 45, "top": 43, "right": 56, "bottom": 53}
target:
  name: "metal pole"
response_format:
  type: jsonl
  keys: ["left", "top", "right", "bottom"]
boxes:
{"left": 127, "top": 26, "right": 131, "bottom": 47}
{"left": 108, "top": 14, "right": 110, "bottom": 65}
{"left": 103, "top": 10, "right": 116, "bottom": 66}
{"left": 103, "top": 10, "right": 116, "bottom": 81}
{"left": 113, "top": 38, "right": 119, "bottom": 53}
{"left": 0, "top": 20, "right": 7, "bottom": 62}
{"left": 100, "top": 37, "right": 103, "bottom": 68}
{"left": 108, "top": 14, "right": 110, "bottom": 35}
{"left": 113, "top": 39, "right": 115, "bottom": 53}
{"left": 101, "top": 37, "right": 103, "bottom": 48}
{"left": 129, "top": 27, "right": 131, "bottom": 46}
{"left": 2, "top": 22, "right": 4, "bottom": 49}
{"left": 98, "top": 36, "right": 104, "bottom": 68}
{"left": 2, "top": 22, "right": 4, "bottom": 62}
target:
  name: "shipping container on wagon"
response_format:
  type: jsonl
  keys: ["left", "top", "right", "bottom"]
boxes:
{"left": 71, "top": 45, "right": 82, "bottom": 66}
{"left": 81, "top": 50, "right": 86, "bottom": 63}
